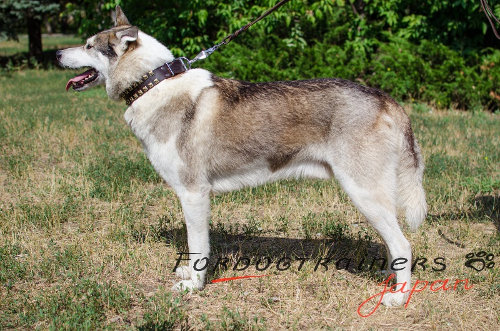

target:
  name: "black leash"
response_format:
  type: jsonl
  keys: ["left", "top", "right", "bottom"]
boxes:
{"left": 480, "top": 0, "right": 500, "bottom": 39}
{"left": 188, "top": 0, "right": 292, "bottom": 65}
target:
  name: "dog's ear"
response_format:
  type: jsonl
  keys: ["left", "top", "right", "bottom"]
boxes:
{"left": 116, "top": 26, "right": 138, "bottom": 49}
{"left": 113, "top": 5, "right": 130, "bottom": 26}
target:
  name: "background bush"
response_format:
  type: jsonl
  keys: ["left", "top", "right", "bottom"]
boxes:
{"left": 24, "top": 1, "right": 500, "bottom": 110}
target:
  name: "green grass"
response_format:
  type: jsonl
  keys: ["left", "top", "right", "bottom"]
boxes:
{"left": 0, "top": 34, "right": 83, "bottom": 57}
{"left": 0, "top": 59, "right": 498, "bottom": 328}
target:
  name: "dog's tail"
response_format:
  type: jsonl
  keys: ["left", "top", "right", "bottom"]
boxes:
{"left": 397, "top": 120, "right": 427, "bottom": 232}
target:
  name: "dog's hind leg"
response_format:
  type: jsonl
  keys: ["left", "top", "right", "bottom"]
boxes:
{"left": 331, "top": 165, "right": 412, "bottom": 307}
{"left": 172, "top": 189, "right": 211, "bottom": 292}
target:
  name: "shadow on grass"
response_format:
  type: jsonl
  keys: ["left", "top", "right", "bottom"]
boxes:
{"left": 475, "top": 194, "right": 499, "bottom": 231}
{"left": 131, "top": 193, "right": 499, "bottom": 284}
{"left": 207, "top": 231, "right": 389, "bottom": 281}
{"left": 132, "top": 220, "right": 389, "bottom": 282}
{"left": 427, "top": 194, "right": 499, "bottom": 232}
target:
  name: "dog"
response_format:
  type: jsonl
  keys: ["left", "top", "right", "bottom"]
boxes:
{"left": 56, "top": 6, "right": 427, "bottom": 306}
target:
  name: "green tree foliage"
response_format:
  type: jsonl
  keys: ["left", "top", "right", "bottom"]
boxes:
{"left": 65, "top": 0, "right": 500, "bottom": 110}
{"left": 0, "top": 0, "right": 60, "bottom": 61}
{"left": 63, "top": 0, "right": 119, "bottom": 37}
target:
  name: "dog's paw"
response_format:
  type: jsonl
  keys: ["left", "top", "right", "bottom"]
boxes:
{"left": 171, "top": 280, "right": 204, "bottom": 293}
{"left": 381, "top": 291, "right": 408, "bottom": 307}
{"left": 175, "top": 266, "right": 191, "bottom": 280}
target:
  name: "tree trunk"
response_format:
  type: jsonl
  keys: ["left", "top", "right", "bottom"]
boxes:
{"left": 44, "top": 20, "right": 52, "bottom": 34}
{"left": 27, "top": 12, "right": 43, "bottom": 63}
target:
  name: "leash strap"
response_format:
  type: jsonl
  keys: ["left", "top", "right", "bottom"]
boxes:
{"left": 189, "top": 0, "right": 292, "bottom": 65}
{"left": 480, "top": 0, "right": 500, "bottom": 39}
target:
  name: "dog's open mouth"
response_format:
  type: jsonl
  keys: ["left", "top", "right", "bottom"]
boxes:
{"left": 65, "top": 68, "right": 99, "bottom": 91}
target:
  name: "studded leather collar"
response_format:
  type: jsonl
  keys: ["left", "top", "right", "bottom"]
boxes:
{"left": 120, "top": 58, "right": 189, "bottom": 105}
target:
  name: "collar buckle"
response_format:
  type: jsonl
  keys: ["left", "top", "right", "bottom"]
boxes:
{"left": 178, "top": 57, "right": 191, "bottom": 71}
{"left": 165, "top": 61, "right": 174, "bottom": 76}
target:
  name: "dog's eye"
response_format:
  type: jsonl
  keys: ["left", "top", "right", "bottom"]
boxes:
{"left": 85, "top": 44, "right": 93, "bottom": 50}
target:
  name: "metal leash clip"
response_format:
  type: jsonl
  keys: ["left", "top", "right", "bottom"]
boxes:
{"left": 188, "top": 42, "right": 224, "bottom": 66}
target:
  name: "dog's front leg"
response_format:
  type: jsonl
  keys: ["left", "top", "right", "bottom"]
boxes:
{"left": 172, "top": 190, "right": 210, "bottom": 292}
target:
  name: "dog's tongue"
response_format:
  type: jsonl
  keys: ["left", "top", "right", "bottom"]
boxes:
{"left": 65, "top": 69, "right": 95, "bottom": 91}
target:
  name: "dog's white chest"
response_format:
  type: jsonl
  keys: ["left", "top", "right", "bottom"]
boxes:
{"left": 124, "top": 108, "right": 185, "bottom": 194}
{"left": 143, "top": 136, "right": 185, "bottom": 194}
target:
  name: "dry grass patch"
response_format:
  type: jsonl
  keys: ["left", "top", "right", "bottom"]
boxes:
{"left": 0, "top": 69, "right": 498, "bottom": 329}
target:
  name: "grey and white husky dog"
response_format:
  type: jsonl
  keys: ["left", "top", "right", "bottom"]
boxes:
{"left": 57, "top": 6, "right": 426, "bottom": 306}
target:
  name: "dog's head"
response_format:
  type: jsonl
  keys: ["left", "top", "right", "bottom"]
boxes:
{"left": 56, "top": 6, "right": 173, "bottom": 100}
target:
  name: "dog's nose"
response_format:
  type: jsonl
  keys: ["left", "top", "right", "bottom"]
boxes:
{"left": 56, "top": 50, "right": 62, "bottom": 61}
